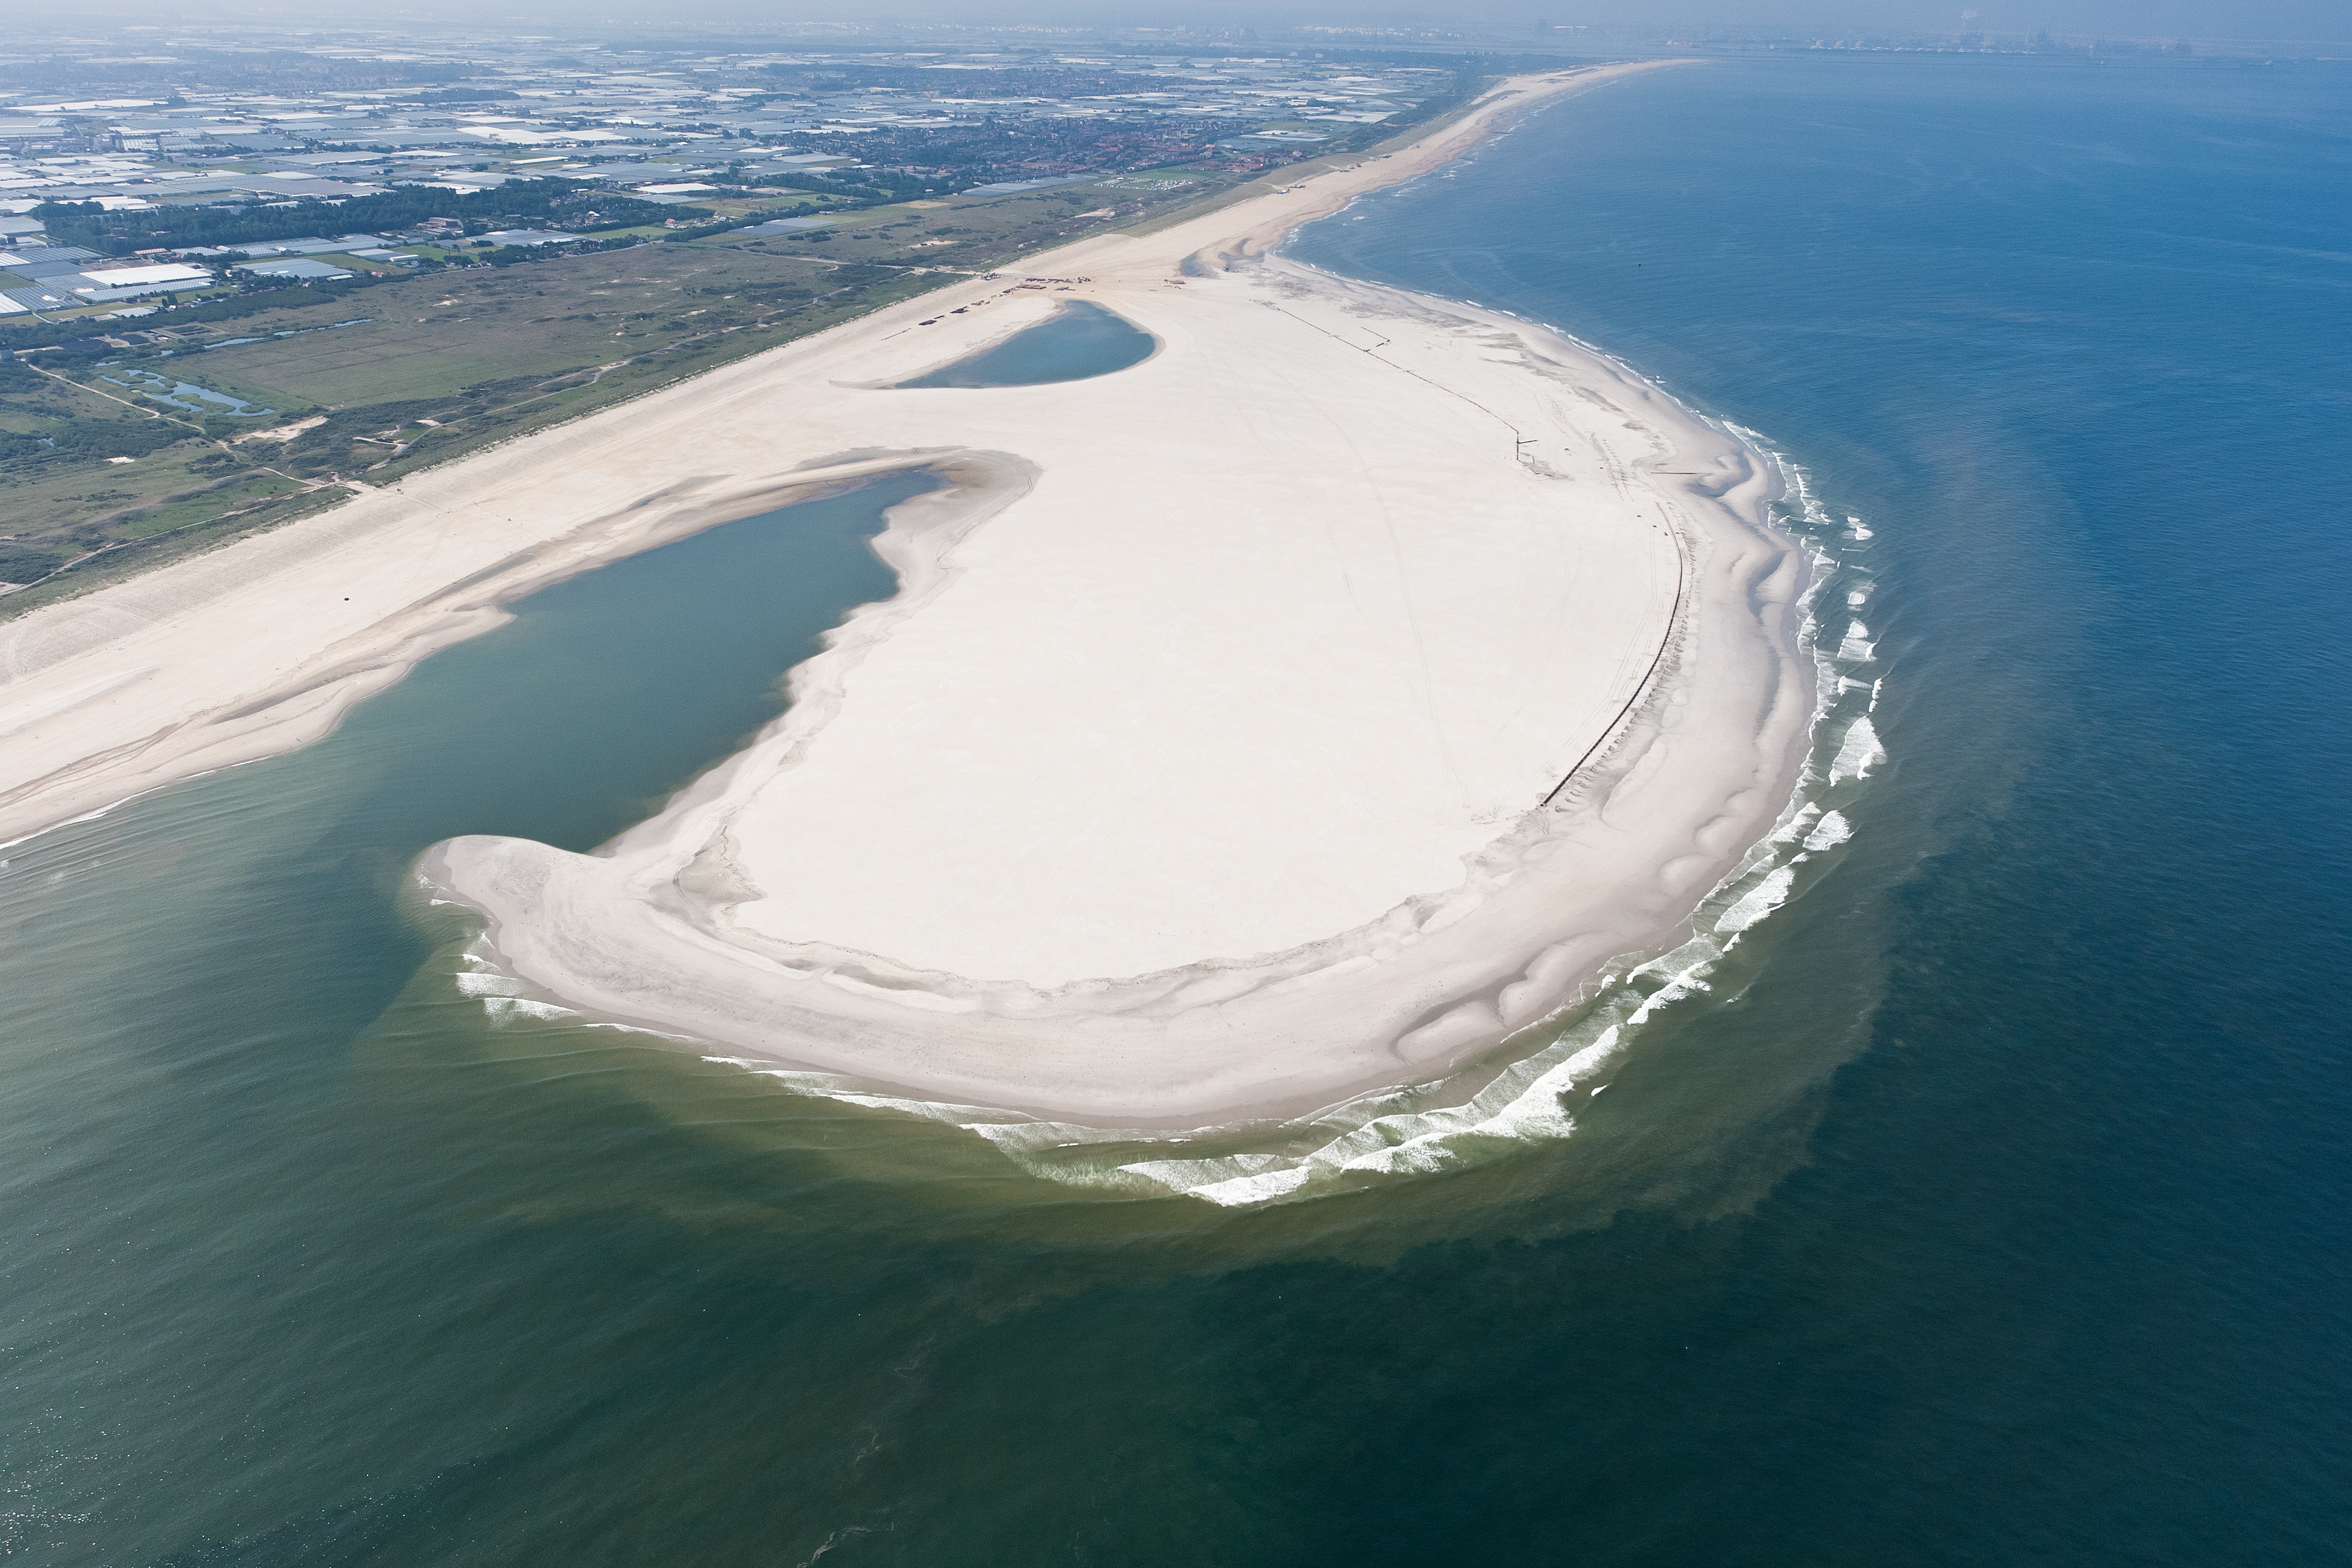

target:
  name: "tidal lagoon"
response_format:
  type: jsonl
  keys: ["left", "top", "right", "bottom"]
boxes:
{"left": 895, "top": 298, "right": 1158, "bottom": 387}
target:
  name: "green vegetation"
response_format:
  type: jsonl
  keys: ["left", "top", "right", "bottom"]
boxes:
{"left": 0, "top": 482, "right": 358, "bottom": 616}
{"left": 32, "top": 177, "right": 708, "bottom": 256}
{"left": 737, "top": 166, "right": 962, "bottom": 205}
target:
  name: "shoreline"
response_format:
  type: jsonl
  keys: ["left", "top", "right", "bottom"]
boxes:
{"left": 0, "top": 61, "right": 1820, "bottom": 1129}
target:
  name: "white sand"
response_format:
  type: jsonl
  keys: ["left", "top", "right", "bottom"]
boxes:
{"left": 0, "top": 64, "right": 1817, "bottom": 1126}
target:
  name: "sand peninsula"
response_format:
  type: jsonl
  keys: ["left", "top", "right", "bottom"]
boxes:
{"left": 0, "top": 63, "right": 1816, "bottom": 1127}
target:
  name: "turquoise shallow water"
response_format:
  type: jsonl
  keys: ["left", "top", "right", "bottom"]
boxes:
{"left": 4, "top": 49, "right": 2350, "bottom": 1565}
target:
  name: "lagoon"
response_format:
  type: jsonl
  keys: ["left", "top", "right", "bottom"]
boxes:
{"left": 895, "top": 298, "right": 1156, "bottom": 388}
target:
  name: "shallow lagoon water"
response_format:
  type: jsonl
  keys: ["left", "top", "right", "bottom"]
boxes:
{"left": 4, "top": 50, "right": 2350, "bottom": 1565}
{"left": 97, "top": 365, "right": 275, "bottom": 417}
{"left": 895, "top": 298, "right": 1156, "bottom": 388}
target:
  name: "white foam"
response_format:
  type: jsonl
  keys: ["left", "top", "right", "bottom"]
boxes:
{"left": 1802, "top": 810, "right": 1852, "bottom": 851}
{"left": 708, "top": 1057, "right": 1028, "bottom": 1129}
{"left": 1117, "top": 934, "right": 1754, "bottom": 1209}
{"left": 959, "top": 1117, "right": 1154, "bottom": 1153}
{"left": 1771, "top": 802, "right": 1822, "bottom": 843}
{"left": 1835, "top": 619, "right": 1875, "bottom": 662}
{"left": 453, "top": 970, "right": 531, "bottom": 998}
{"left": 1714, "top": 864, "right": 1795, "bottom": 934}
{"left": 1829, "top": 716, "right": 1885, "bottom": 783}
{"left": 1116, "top": 1021, "right": 1632, "bottom": 1202}
{"left": 482, "top": 995, "right": 578, "bottom": 1022}
{"left": 578, "top": 1021, "right": 697, "bottom": 1041}
{"left": 1180, "top": 1163, "right": 1316, "bottom": 1207}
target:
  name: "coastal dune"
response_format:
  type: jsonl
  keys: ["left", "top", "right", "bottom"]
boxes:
{"left": 0, "top": 63, "right": 1817, "bottom": 1126}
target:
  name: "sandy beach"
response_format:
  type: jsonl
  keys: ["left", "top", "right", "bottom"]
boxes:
{"left": 0, "top": 62, "right": 1816, "bottom": 1126}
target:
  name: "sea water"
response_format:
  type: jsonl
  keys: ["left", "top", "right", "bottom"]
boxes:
{"left": 2, "top": 50, "right": 2347, "bottom": 1564}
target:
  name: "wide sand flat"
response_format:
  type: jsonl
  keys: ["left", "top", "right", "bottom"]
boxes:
{"left": 711, "top": 271, "right": 1685, "bottom": 986}
{"left": 0, "top": 64, "right": 1816, "bottom": 1125}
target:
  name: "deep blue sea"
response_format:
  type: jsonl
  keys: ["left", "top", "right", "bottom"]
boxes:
{"left": 2, "top": 50, "right": 2348, "bottom": 1565}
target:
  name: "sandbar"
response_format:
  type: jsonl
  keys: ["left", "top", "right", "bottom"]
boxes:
{"left": 0, "top": 63, "right": 1816, "bottom": 1126}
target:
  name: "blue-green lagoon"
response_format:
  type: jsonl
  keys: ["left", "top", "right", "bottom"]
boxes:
{"left": 895, "top": 299, "right": 1157, "bottom": 388}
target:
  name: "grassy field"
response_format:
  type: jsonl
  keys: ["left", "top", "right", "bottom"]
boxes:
{"left": 188, "top": 200, "right": 881, "bottom": 411}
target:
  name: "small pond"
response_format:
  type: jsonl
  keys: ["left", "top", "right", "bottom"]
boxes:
{"left": 896, "top": 300, "right": 1157, "bottom": 389}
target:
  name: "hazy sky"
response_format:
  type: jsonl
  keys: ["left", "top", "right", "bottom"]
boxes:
{"left": 1009, "top": 0, "right": 2345, "bottom": 41}
{"left": 52, "top": 0, "right": 2352, "bottom": 44}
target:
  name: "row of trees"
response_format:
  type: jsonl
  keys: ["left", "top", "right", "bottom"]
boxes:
{"left": 33, "top": 178, "right": 708, "bottom": 255}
